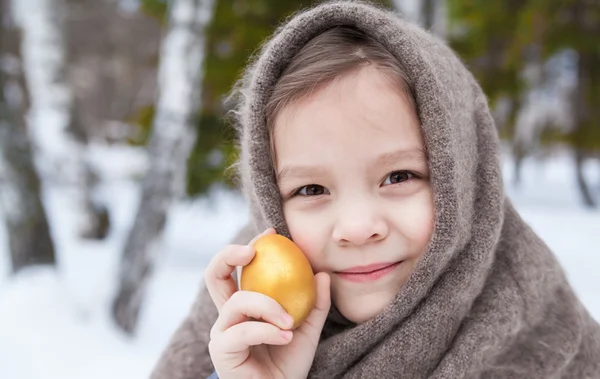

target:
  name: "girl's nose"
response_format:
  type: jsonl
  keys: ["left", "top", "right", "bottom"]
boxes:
{"left": 332, "top": 200, "right": 388, "bottom": 246}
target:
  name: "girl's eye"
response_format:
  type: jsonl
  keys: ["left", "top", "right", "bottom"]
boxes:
{"left": 294, "top": 184, "right": 329, "bottom": 197}
{"left": 382, "top": 170, "right": 415, "bottom": 185}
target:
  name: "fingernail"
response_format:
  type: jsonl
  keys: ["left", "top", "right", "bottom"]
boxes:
{"left": 282, "top": 313, "right": 294, "bottom": 327}
{"left": 280, "top": 330, "right": 293, "bottom": 340}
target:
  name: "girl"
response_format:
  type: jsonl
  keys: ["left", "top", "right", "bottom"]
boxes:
{"left": 151, "top": 1, "right": 600, "bottom": 378}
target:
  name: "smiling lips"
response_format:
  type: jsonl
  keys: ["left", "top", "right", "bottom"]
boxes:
{"left": 335, "top": 261, "right": 402, "bottom": 282}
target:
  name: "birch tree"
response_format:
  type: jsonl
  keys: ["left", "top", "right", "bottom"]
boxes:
{"left": 112, "top": 0, "right": 216, "bottom": 334}
{"left": 0, "top": 0, "right": 55, "bottom": 272}
{"left": 15, "top": 0, "right": 105, "bottom": 238}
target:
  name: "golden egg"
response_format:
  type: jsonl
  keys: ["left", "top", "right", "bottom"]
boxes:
{"left": 240, "top": 234, "right": 316, "bottom": 329}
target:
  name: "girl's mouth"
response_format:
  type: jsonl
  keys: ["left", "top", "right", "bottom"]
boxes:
{"left": 335, "top": 261, "right": 403, "bottom": 282}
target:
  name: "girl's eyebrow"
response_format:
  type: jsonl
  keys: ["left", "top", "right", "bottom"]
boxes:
{"left": 276, "top": 165, "right": 328, "bottom": 183}
{"left": 375, "top": 148, "right": 427, "bottom": 166}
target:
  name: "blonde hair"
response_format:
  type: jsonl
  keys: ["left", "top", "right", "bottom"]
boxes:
{"left": 266, "top": 26, "right": 417, "bottom": 164}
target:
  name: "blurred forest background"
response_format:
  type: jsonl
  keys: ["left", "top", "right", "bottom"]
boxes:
{"left": 0, "top": 1, "right": 599, "bottom": 377}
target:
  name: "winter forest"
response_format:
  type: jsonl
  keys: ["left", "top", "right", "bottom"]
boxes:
{"left": 0, "top": 0, "right": 598, "bottom": 378}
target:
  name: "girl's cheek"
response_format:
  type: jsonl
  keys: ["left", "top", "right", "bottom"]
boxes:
{"left": 406, "top": 190, "right": 435, "bottom": 247}
{"left": 386, "top": 188, "right": 434, "bottom": 244}
{"left": 285, "top": 210, "right": 327, "bottom": 270}
{"left": 293, "top": 231, "right": 322, "bottom": 268}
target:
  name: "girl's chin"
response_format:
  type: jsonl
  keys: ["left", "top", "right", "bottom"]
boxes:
{"left": 334, "top": 296, "right": 392, "bottom": 324}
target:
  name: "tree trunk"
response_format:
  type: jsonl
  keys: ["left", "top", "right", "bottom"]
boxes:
{"left": 0, "top": 0, "right": 55, "bottom": 273}
{"left": 574, "top": 149, "right": 595, "bottom": 208}
{"left": 422, "top": 0, "right": 435, "bottom": 30}
{"left": 513, "top": 142, "right": 526, "bottom": 187}
{"left": 393, "top": 0, "right": 446, "bottom": 38}
{"left": 508, "top": 97, "right": 525, "bottom": 187}
{"left": 15, "top": 0, "right": 108, "bottom": 239}
{"left": 568, "top": 0, "right": 598, "bottom": 208}
{"left": 112, "top": 0, "right": 216, "bottom": 335}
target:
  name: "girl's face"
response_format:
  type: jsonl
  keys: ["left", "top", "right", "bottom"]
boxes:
{"left": 273, "top": 66, "right": 434, "bottom": 324}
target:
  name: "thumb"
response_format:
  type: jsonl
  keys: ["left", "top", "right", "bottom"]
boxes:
{"left": 298, "top": 272, "right": 331, "bottom": 338}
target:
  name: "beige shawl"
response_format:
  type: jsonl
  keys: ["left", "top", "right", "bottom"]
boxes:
{"left": 151, "top": 1, "right": 600, "bottom": 378}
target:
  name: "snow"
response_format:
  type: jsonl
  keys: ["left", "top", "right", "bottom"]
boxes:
{"left": 0, "top": 144, "right": 598, "bottom": 379}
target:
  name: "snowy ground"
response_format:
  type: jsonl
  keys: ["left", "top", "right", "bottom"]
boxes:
{"left": 0, "top": 143, "right": 598, "bottom": 379}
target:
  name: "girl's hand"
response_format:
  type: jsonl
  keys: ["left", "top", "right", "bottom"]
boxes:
{"left": 205, "top": 228, "right": 331, "bottom": 379}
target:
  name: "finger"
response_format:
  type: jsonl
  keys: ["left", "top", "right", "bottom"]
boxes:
{"left": 235, "top": 227, "right": 276, "bottom": 284}
{"left": 205, "top": 228, "right": 276, "bottom": 311}
{"left": 297, "top": 272, "right": 331, "bottom": 334}
{"left": 213, "top": 321, "right": 293, "bottom": 355}
{"left": 214, "top": 291, "right": 294, "bottom": 334}
{"left": 314, "top": 272, "right": 332, "bottom": 313}
{"left": 205, "top": 244, "right": 255, "bottom": 311}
